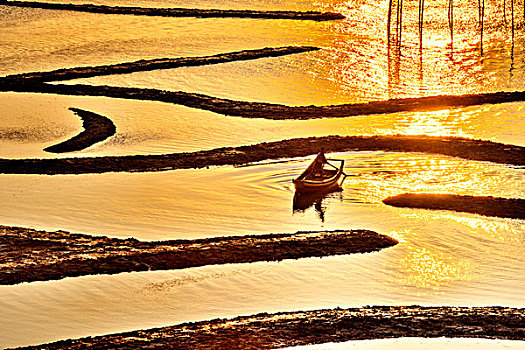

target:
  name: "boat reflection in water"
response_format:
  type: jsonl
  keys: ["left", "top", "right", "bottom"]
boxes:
{"left": 292, "top": 188, "right": 343, "bottom": 222}
{"left": 292, "top": 150, "right": 347, "bottom": 221}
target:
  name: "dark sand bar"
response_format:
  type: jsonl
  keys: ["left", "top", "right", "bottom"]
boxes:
{"left": 15, "top": 306, "right": 525, "bottom": 349}
{"left": 2, "top": 46, "right": 319, "bottom": 84}
{"left": 383, "top": 193, "right": 525, "bottom": 219}
{"left": 7, "top": 83, "right": 525, "bottom": 121}
{"left": 44, "top": 108, "right": 116, "bottom": 153}
{"left": 0, "top": 1, "right": 345, "bottom": 20}
{"left": 0, "top": 135, "right": 523, "bottom": 175}
{"left": 0, "top": 226, "right": 397, "bottom": 285}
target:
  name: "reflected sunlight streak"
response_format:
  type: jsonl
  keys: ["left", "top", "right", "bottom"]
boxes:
{"left": 392, "top": 109, "right": 473, "bottom": 137}
{"left": 400, "top": 247, "right": 473, "bottom": 290}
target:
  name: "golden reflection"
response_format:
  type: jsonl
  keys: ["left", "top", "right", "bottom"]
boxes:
{"left": 386, "top": 229, "right": 410, "bottom": 243}
{"left": 398, "top": 209, "right": 525, "bottom": 242}
{"left": 400, "top": 247, "right": 473, "bottom": 290}
{"left": 439, "top": 214, "right": 525, "bottom": 243}
{"left": 391, "top": 109, "right": 472, "bottom": 137}
{"left": 321, "top": 0, "right": 525, "bottom": 101}
{"left": 347, "top": 153, "right": 516, "bottom": 205}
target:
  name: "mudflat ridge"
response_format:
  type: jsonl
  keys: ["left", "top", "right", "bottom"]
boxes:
{"left": 44, "top": 108, "right": 116, "bottom": 153}
{"left": 383, "top": 193, "right": 525, "bottom": 219}
{"left": 15, "top": 306, "right": 525, "bottom": 349}
{"left": 1, "top": 46, "right": 319, "bottom": 84}
{"left": 6, "top": 83, "right": 525, "bottom": 120}
{"left": 0, "top": 226, "right": 397, "bottom": 285}
{"left": 0, "top": 1, "right": 345, "bottom": 20}
{"left": 0, "top": 135, "right": 523, "bottom": 174}
{"left": 3, "top": 45, "right": 525, "bottom": 121}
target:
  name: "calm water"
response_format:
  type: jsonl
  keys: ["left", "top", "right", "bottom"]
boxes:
{"left": 0, "top": 152, "right": 523, "bottom": 347}
{"left": 0, "top": 0, "right": 524, "bottom": 348}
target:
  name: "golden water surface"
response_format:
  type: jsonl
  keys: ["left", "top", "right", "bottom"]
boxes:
{"left": 0, "top": 0, "right": 524, "bottom": 348}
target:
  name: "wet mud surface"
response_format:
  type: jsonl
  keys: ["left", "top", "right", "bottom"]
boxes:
{"left": 1, "top": 46, "right": 319, "bottom": 84}
{"left": 14, "top": 306, "right": 524, "bottom": 349}
{"left": 6, "top": 83, "right": 525, "bottom": 121}
{"left": 1, "top": 1, "right": 345, "bottom": 20}
{"left": 0, "top": 225, "right": 397, "bottom": 285}
{"left": 0, "top": 135, "right": 523, "bottom": 174}
{"left": 383, "top": 193, "right": 525, "bottom": 219}
{"left": 44, "top": 108, "right": 116, "bottom": 153}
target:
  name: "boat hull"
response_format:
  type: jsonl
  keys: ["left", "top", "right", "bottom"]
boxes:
{"left": 293, "top": 158, "right": 345, "bottom": 193}
{"left": 293, "top": 176, "right": 343, "bottom": 192}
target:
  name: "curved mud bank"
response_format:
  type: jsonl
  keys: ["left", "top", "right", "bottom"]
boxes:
{"left": 44, "top": 108, "right": 116, "bottom": 153}
{"left": 0, "top": 226, "right": 397, "bottom": 285}
{"left": 2, "top": 46, "right": 319, "bottom": 84}
{"left": 383, "top": 193, "right": 525, "bottom": 219}
{"left": 6, "top": 83, "right": 525, "bottom": 120}
{"left": 0, "top": 1, "right": 345, "bottom": 21}
{"left": 15, "top": 306, "right": 525, "bottom": 349}
{"left": 0, "top": 135, "right": 523, "bottom": 175}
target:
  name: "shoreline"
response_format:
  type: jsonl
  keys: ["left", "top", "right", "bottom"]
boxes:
{"left": 0, "top": 225, "right": 397, "bottom": 285}
{"left": 0, "top": 1, "right": 345, "bottom": 20}
{"left": 44, "top": 108, "right": 116, "bottom": 153}
{"left": 14, "top": 306, "right": 525, "bottom": 349}
{"left": 0, "top": 135, "right": 523, "bottom": 174}
{"left": 383, "top": 193, "right": 525, "bottom": 220}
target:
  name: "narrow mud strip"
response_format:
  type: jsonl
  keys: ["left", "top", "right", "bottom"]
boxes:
{"left": 44, "top": 108, "right": 116, "bottom": 153}
{"left": 383, "top": 193, "right": 525, "bottom": 219}
{"left": 0, "top": 135, "right": 523, "bottom": 175}
{"left": 1, "top": 46, "right": 319, "bottom": 84}
{"left": 6, "top": 83, "right": 525, "bottom": 120}
{"left": 0, "top": 1, "right": 345, "bottom": 20}
{"left": 15, "top": 306, "right": 525, "bottom": 349}
{"left": 0, "top": 226, "right": 397, "bottom": 285}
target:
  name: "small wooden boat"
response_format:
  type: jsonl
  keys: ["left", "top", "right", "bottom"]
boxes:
{"left": 293, "top": 151, "right": 346, "bottom": 193}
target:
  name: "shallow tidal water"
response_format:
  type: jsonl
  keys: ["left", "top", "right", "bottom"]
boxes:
{"left": 0, "top": 152, "right": 523, "bottom": 348}
{"left": 1, "top": 92, "right": 524, "bottom": 159}
{"left": 0, "top": 0, "right": 524, "bottom": 348}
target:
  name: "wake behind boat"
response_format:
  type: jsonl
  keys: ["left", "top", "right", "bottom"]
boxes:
{"left": 293, "top": 150, "right": 346, "bottom": 193}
